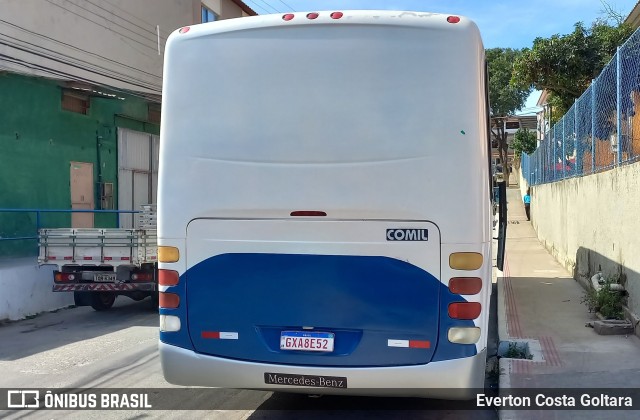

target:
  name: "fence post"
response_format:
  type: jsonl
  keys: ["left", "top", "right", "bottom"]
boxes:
{"left": 616, "top": 46, "right": 622, "bottom": 165}
{"left": 591, "top": 78, "right": 596, "bottom": 173}
{"left": 574, "top": 98, "right": 578, "bottom": 176}
{"left": 562, "top": 117, "right": 566, "bottom": 179}
{"left": 553, "top": 126, "right": 557, "bottom": 181}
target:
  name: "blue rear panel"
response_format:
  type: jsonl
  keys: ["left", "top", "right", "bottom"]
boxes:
{"left": 184, "top": 253, "right": 466, "bottom": 367}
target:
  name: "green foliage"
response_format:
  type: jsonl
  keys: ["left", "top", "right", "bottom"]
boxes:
{"left": 512, "top": 128, "right": 537, "bottom": 155}
{"left": 581, "top": 276, "right": 624, "bottom": 320}
{"left": 486, "top": 48, "right": 531, "bottom": 117}
{"left": 486, "top": 48, "right": 531, "bottom": 178}
{"left": 511, "top": 20, "right": 633, "bottom": 112}
{"left": 504, "top": 343, "right": 533, "bottom": 360}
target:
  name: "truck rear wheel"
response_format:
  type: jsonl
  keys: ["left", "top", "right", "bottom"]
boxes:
{"left": 150, "top": 292, "right": 159, "bottom": 311}
{"left": 90, "top": 292, "right": 116, "bottom": 311}
{"left": 74, "top": 291, "right": 91, "bottom": 307}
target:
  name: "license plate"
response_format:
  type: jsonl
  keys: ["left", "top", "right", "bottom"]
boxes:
{"left": 280, "top": 331, "right": 334, "bottom": 352}
{"left": 94, "top": 273, "right": 116, "bottom": 282}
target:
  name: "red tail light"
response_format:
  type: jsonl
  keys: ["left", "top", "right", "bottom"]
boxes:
{"left": 448, "top": 277, "right": 482, "bottom": 295}
{"left": 131, "top": 272, "right": 153, "bottom": 282}
{"left": 159, "top": 292, "right": 180, "bottom": 309}
{"left": 54, "top": 272, "right": 76, "bottom": 283}
{"left": 448, "top": 302, "right": 481, "bottom": 319}
{"left": 158, "top": 269, "right": 179, "bottom": 286}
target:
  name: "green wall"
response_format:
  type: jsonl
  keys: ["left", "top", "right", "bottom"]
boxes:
{"left": 0, "top": 72, "right": 159, "bottom": 257}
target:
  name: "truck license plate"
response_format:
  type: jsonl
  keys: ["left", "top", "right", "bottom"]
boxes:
{"left": 94, "top": 273, "right": 116, "bottom": 282}
{"left": 280, "top": 331, "right": 334, "bottom": 352}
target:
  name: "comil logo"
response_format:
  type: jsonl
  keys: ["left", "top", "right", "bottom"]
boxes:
{"left": 386, "top": 229, "right": 429, "bottom": 241}
{"left": 7, "top": 390, "right": 40, "bottom": 408}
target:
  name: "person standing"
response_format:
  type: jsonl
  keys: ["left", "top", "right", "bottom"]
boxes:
{"left": 523, "top": 190, "right": 531, "bottom": 221}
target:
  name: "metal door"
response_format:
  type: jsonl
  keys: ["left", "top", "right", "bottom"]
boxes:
{"left": 70, "top": 162, "right": 94, "bottom": 228}
{"left": 117, "top": 128, "right": 159, "bottom": 228}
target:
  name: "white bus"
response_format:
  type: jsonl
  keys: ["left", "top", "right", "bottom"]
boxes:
{"left": 158, "top": 10, "right": 506, "bottom": 399}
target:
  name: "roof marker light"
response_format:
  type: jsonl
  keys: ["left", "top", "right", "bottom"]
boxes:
{"left": 179, "top": 26, "right": 190, "bottom": 34}
{"left": 307, "top": 12, "right": 319, "bottom": 20}
{"left": 282, "top": 14, "right": 294, "bottom": 21}
{"left": 330, "top": 12, "right": 343, "bottom": 19}
{"left": 447, "top": 16, "right": 461, "bottom": 24}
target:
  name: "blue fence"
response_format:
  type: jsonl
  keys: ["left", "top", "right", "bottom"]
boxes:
{"left": 522, "top": 27, "right": 640, "bottom": 185}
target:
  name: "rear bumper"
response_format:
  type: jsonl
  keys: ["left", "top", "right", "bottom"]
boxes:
{"left": 53, "top": 282, "right": 155, "bottom": 292}
{"left": 159, "top": 341, "right": 487, "bottom": 399}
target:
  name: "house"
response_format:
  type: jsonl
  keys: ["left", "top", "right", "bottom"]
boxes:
{"left": 624, "top": 1, "right": 640, "bottom": 29}
{"left": 491, "top": 115, "right": 537, "bottom": 175}
{"left": 0, "top": 1, "right": 256, "bottom": 257}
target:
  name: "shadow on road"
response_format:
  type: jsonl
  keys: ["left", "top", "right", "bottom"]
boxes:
{"left": 247, "top": 393, "right": 495, "bottom": 419}
{"left": 0, "top": 297, "right": 158, "bottom": 361}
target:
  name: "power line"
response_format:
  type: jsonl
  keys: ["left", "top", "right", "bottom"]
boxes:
{"left": 250, "top": 0, "right": 282, "bottom": 14}
{"left": 242, "top": 2, "right": 269, "bottom": 15}
{"left": 0, "top": 53, "right": 161, "bottom": 102}
{"left": 63, "top": 0, "right": 164, "bottom": 46}
{"left": 0, "top": 18, "right": 161, "bottom": 80}
{"left": 0, "top": 39, "right": 161, "bottom": 92}
{"left": 42, "top": 0, "right": 158, "bottom": 54}
{"left": 0, "top": 33, "right": 161, "bottom": 90}
{"left": 101, "top": 0, "right": 171, "bottom": 37}
{"left": 274, "top": 0, "right": 296, "bottom": 12}
{"left": 81, "top": 0, "right": 168, "bottom": 42}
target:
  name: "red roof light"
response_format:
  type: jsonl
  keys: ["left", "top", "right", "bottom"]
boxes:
{"left": 307, "top": 13, "right": 319, "bottom": 20}
{"left": 179, "top": 26, "right": 190, "bottom": 34}
{"left": 447, "top": 16, "right": 461, "bottom": 24}
{"left": 330, "top": 12, "right": 343, "bottom": 19}
{"left": 282, "top": 14, "right": 294, "bottom": 21}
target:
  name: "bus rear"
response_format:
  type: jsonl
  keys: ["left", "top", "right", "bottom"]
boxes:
{"left": 158, "top": 10, "right": 491, "bottom": 398}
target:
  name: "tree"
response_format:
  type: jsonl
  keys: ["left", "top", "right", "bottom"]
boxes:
{"left": 512, "top": 128, "right": 537, "bottom": 157}
{"left": 486, "top": 48, "right": 531, "bottom": 182}
{"left": 511, "top": 20, "right": 633, "bottom": 117}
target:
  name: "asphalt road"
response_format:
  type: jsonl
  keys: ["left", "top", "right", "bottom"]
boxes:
{"left": 0, "top": 296, "right": 498, "bottom": 419}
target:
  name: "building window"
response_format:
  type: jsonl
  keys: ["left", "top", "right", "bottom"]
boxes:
{"left": 505, "top": 121, "right": 520, "bottom": 130}
{"left": 61, "top": 91, "right": 89, "bottom": 115}
{"left": 148, "top": 104, "right": 161, "bottom": 124}
{"left": 202, "top": 5, "right": 218, "bottom": 23}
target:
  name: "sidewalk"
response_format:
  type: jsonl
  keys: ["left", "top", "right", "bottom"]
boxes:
{"left": 497, "top": 186, "right": 640, "bottom": 419}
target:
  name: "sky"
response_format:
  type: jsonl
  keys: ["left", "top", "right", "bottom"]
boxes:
{"left": 243, "top": 0, "right": 639, "bottom": 49}
{"left": 243, "top": 0, "right": 639, "bottom": 112}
